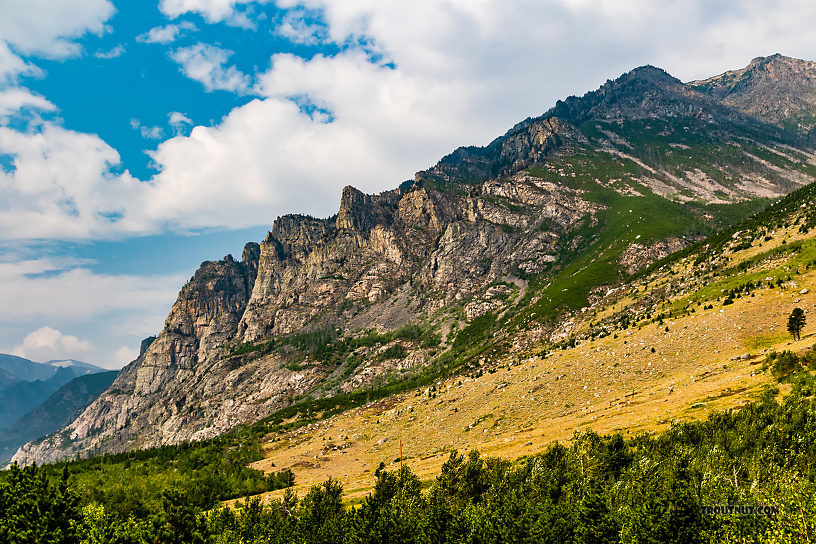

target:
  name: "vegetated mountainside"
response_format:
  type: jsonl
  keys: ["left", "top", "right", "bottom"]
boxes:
{"left": 0, "top": 371, "right": 117, "bottom": 462}
{"left": 0, "top": 367, "right": 82, "bottom": 429}
{"left": 14, "top": 55, "right": 816, "bottom": 465}
{"left": 246, "top": 177, "right": 816, "bottom": 498}
{"left": 7, "top": 164, "right": 816, "bottom": 539}
{"left": 0, "top": 354, "right": 106, "bottom": 429}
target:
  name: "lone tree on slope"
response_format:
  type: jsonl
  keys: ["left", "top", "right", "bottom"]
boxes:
{"left": 787, "top": 307, "right": 806, "bottom": 341}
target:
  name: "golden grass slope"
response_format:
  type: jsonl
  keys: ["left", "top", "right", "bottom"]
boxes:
{"left": 246, "top": 225, "right": 816, "bottom": 504}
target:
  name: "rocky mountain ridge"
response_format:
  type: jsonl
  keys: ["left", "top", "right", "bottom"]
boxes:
{"left": 15, "top": 55, "right": 816, "bottom": 465}
{"left": 691, "top": 53, "right": 816, "bottom": 137}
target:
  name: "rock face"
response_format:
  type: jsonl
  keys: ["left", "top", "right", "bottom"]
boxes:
{"left": 691, "top": 54, "right": 816, "bottom": 137}
{"left": 416, "top": 117, "right": 584, "bottom": 185}
{"left": 619, "top": 237, "right": 691, "bottom": 275}
{"left": 14, "top": 250, "right": 264, "bottom": 458}
{"left": 547, "top": 65, "right": 762, "bottom": 129}
{"left": 14, "top": 56, "right": 816, "bottom": 464}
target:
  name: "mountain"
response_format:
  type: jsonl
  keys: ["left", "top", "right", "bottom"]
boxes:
{"left": 14, "top": 55, "right": 816, "bottom": 465}
{"left": 0, "top": 354, "right": 62, "bottom": 386}
{"left": 44, "top": 359, "right": 108, "bottom": 375}
{"left": 0, "top": 371, "right": 117, "bottom": 462}
{"left": 0, "top": 353, "right": 105, "bottom": 386}
{"left": 691, "top": 53, "right": 816, "bottom": 138}
{"left": 0, "top": 367, "right": 79, "bottom": 428}
{"left": 249, "top": 177, "right": 816, "bottom": 496}
{"left": 0, "top": 354, "right": 107, "bottom": 429}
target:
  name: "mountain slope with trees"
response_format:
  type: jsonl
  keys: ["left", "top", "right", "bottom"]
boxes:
{"left": 15, "top": 54, "right": 816, "bottom": 466}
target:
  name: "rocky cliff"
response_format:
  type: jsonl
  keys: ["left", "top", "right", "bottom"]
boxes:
{"left": 15, "top": 56, "right": 816, "bottom": 464}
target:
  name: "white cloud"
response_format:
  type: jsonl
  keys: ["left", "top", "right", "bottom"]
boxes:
{"left": 168, "top": 111, "right": 193, "bottom": 127}
{"left": 0, "top": 88, "right": 55, "bottom": 118}
{"left": 0, "top": 0, "right": 115, "bottom": 128}
{"left": 0, "top": 123, "right": 149, "bottom": 240}
{"left": 170, "top": 43, "right": 251, "bottom": 93}
{"left": 168, "top": 111, "right": 193, "bottom": 135}
{"left": 141, "top": 126, "right": 165, "bottom": 139}
{"left": 94, "top": 44, "right": 125, "bottom": 59}
{"left": 139, "top": 50, "right": 477, "bottom": 230}
{"left": 0, "top": 0, "right": 114, "bottom": 58}
{"left": 159, "top": 0, "right": 264, "bottom": 27}
{"left": 5, "top": 1, "right": 816, "bottom": 242}
{"left": 136, "top": 22, "right": 197, "bottom": 45}
{"left": 3, "top": 0, "right": 816, "bottom": 367}
{"left": 0, "top": 41, "right": 41, "bottom": 84}
{"left": 276, "top": 9, "right": 327, "bottom": 45}
{"left": 0, "top": 253, "right": 179, "bottom": 368}
{"left": 130, "top": 119, "right": 165, "bottom": 140}
{"left": 12, "top": 326, "right": 95, "bottom": 362}
{"left": 114, "top": 345, "right": 139, "bottom": 367}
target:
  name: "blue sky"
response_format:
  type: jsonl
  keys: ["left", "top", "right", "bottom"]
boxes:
{"left": 19, "top": 1, "right": 338, "bottom": 180}
{"left": 1, "top": 0, "right": 816, "bottom": 368}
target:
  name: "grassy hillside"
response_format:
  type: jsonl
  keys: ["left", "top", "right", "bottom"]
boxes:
{"left": 7, "top": 181, "right": 816, "bottom": 544}
{"left": 12, "top": 177, "right": 816, "bottom": 488}
{"left": 241, "top": 177, "right": 816, "bottom": 502}
{"left": 4, "top": 357, "right": 816, "bottom": 542}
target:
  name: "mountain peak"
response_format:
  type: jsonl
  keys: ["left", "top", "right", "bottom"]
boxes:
{"left": 45, "top": 359, "right": 104, "bottom": 373}
{"left": 542, "top": 63, "right": 708, "bottom": 126}
{"left": 621, "top": 64, "right": 679, "bottom": 84}
{"left": 690, "top": 54, "right": 816, "bottom": 136}
{"left": 748, "top": 53, "right": 809, "bottom": 69}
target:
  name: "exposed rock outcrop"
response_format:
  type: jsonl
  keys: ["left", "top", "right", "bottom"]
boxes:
{"left": 691, "top": 54, "right": 816, "bottom": 137}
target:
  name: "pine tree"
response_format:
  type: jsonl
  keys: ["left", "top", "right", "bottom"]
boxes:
{"left": 787, "top": 307, "right": 806, "bottom": 340}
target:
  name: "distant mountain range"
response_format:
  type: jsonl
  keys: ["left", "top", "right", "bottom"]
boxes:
{"left": 0, "top": 353, "right": 110, "bottom": 460}
{"left": 0, "top": 370, "right": 117, "bottom": 462}
{"left": 0, "top": 353, "right": 106, "bottom": 386}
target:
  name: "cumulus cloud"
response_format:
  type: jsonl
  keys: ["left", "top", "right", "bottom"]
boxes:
{"left": 276, "top": 9, "right": 327, "bottom": 45}
{"left": 168, "top": 111, "right": 193, "bottom": 127}
{"left": 170, "top": 43, "right": 251, "bottom": 93}
{"left": 0, "top": 88, "right": 56, "bottom": 118}
{"left": 0, "top": 123, "right": 149, "bottom": 240}
{"left": 4, "top": 1, "right": 816, "bottom": 242}
{"left": 0, "top": 42, "right": 41, "bottom": 84}
{"left": 130, "top": 118, "right": 165, "bottom": 140}
{"left": 160, "top": 0, "right": 263, "bottom": 27}
{"left": 0, "top": 0, "right": 113, "bottom": 58}
{"left": 136, "top": 21, "right": 197, "bottom": 45}
{"left": 12, "top": 326, "right": 95, "bottom": 362}
{"left": 168, "top": 111, "right": 194, "bottom": 135}
{"left": 0, "top": 252, "right": 180, "bottom": 367}
{"left": 141, "top": 125, "right": 164, "bottom": 139}
{"left": 94, "top": 44, "right": 125, "bottom": 59}
{"left": 0, "top": 0, "right": 113, "bottom": 85}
